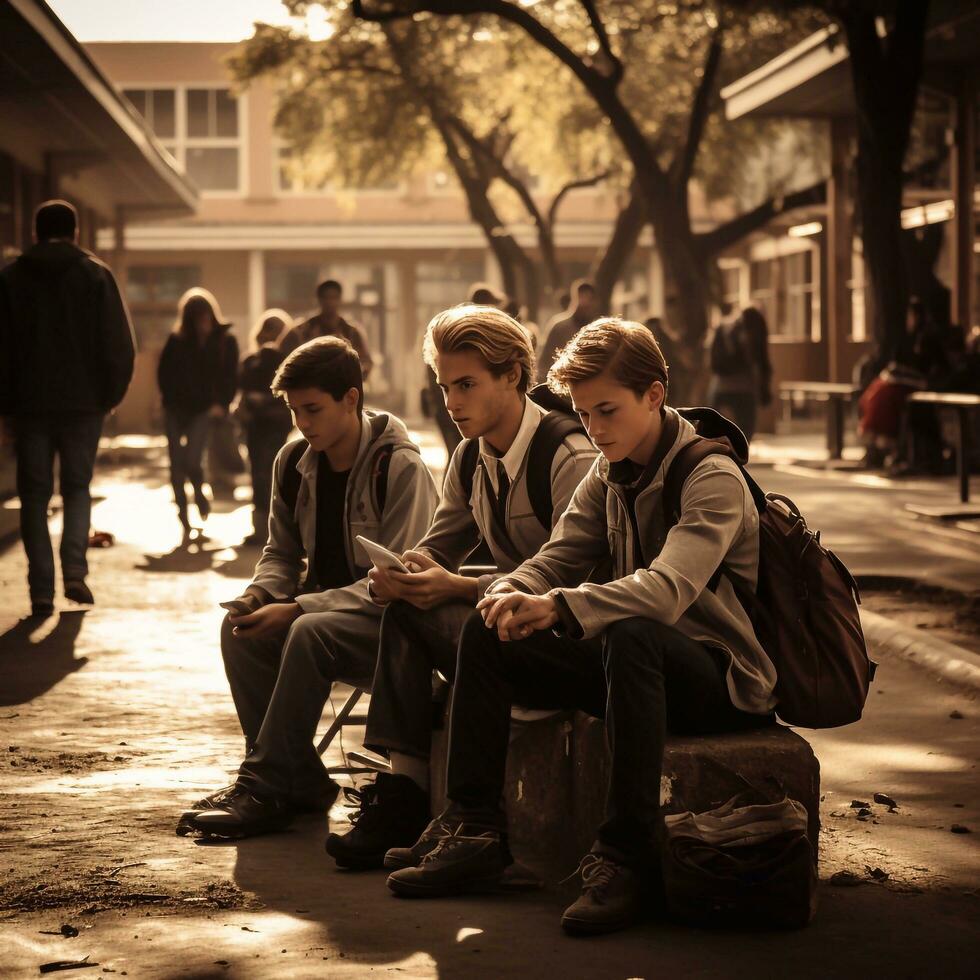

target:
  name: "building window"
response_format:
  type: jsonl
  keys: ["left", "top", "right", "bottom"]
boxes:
{"left": 124, "top": 87, "right": 242, "bottom": 193}
{"left": 749, "top": 247, "right": 817, "bottom": 340}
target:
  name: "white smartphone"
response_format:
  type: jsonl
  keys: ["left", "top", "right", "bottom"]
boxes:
{"left": 356, "top": 535, "right": 410, "bottom": 573}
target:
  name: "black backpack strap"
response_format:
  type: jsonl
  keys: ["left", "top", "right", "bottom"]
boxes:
{"left": 371, "top": 444, "right": 395, "bottom": 515}
{"left": 459, "top": 437, "right": 481, "bottom": 503}
{"left": 280, "top": 439, "right": 308, "bottom": 514}
{"left": 526, "top": 411, "right": 588, "bottom": 529}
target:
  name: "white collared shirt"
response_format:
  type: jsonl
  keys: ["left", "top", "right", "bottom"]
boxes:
{"left": 478, "top": 396, "right": 545, "bottom": 494}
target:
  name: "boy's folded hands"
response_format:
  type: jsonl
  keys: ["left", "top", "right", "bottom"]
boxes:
{"left": 477, "top": 588, "right": 558, "bottom": 642}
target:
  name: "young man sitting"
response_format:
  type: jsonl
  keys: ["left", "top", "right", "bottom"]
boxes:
{"left": 324, "top": 304, "right": 597, "bottom": 870}
{"left": 385, "top": 318, "right": 776, "bottom": 936}
{"left": 176, "top": 337, "right": 438, "bottom": 839}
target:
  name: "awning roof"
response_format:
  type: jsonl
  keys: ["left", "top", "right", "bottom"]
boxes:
{"left": 0, "top": 0, "right": 197, "bottom": 220}
{"left": 722, "top": 1, "right": 980, "bottom": 121}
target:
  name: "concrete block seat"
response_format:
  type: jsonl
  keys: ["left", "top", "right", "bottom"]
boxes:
{"left": 430, "top": 712, "right": 820, "bottom": 877}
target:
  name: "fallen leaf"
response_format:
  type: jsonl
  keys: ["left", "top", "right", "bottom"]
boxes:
{"left": 850, "top": 800, "right": 871, "bottom": 809}
{"left": 873, "top": 793, "right": 898, "bottom": 809}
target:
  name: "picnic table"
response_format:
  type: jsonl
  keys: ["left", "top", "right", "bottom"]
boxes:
{"left": 779, "top": 381, "right": 861, "bottom": 460}
{"left": 907, "top": 391, "right": 980, "bottom": 507}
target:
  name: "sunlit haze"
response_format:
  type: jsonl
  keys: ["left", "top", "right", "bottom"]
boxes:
{"left": 47, "top": 0, "right": 332, "bottom": 41}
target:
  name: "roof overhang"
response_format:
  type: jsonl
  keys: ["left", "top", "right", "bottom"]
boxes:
{"left": 723, "top": 1, "right": 980, "bottom": 122}
{"left": 0, "top": 0, "right": 198, "bottom": 221}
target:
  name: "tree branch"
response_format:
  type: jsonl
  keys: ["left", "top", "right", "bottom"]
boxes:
{"left": 547, "top": 170, "right": 612, "bottom": 229}
{"left": 578, "top": 0, "right": 624, "bottom": 84}
{"left": 674, "top": 27, "right": 724, "bottom": 185}
{"left": 695, "top": 180, "right": 827, "bottom": 257}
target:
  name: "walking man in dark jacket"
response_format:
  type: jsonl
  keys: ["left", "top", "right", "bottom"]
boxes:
{"left": 0, "top": 200, "right": 136, "bottom": 616}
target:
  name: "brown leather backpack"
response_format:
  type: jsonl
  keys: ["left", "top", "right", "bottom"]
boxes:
{"left": 665, "top": 409, "right": 875, "bottom": 729}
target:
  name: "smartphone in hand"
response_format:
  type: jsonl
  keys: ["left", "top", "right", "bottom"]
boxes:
{"left": 355, "top": 535, "right": 410, "bottom": 573}
{"left": 220, "top": 598, "right": 255, "bottom": 616}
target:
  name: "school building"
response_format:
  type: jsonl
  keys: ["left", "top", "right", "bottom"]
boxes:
{"left": 81, "top": 40, "right": 682, "bottom": 427}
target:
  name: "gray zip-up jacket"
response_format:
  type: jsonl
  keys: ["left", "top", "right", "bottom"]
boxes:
{"left": 249, "top": 411, "right": 439, "bottom": 615}
{"left": 496, "top": 407, "right": 777, "bottom": 714}
{"left": 415, "top": 398, "right": 597, "bottom": 597}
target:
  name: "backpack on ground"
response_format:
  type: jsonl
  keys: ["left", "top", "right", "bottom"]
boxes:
{"left": 279, "top": 413, "right": 394, "bottom": 518}
{"left": 663, "top": 793, "right": 817, "bottom": 930}
{"left": 458, "top": 383, "right": 587, "bottom": 530}
{"left": 662, "top": 407, "right": 874, "bottom": 729}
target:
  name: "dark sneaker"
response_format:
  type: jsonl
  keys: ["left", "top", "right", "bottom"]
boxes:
{"left": 561, "top": 847, "right": 647, "bottom": 936}
{"left": 179, "top": 792, "right": 294, "bottom": 840}
{"left": 325, "top": 773, "right": 429, "bottom": 870}
{"left": 383, "top": 812, "right": 456, "bottom": 870}
{"left": 386, "top": 819, "right": 512, "bottom": 898}
{"left": 64, "top": 580, "right": 94, "bottom": 605}
{"left": 294, "top": 777, "right": 341, "bottom": 815}
{"left": 175, "top": 784, "right": 245, "bottom": 836}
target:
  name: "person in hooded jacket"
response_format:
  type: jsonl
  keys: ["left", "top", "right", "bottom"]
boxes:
{"left": 174, "top": 337, "right": 439, "bottom": 841}
{"left": 0, "top": 200, "right": 135, "bottom": 616}
{"left": 157, "top": 287, "right": 238, "bottom": 536}
{"left": 236, "top": 309, "right": 294, "bottom": 546}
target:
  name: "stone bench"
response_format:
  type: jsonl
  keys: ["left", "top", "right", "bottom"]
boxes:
{"left": 431, "top": 713, "right": 820, "bottom": 876}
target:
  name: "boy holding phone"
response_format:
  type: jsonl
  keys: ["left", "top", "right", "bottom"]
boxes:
{"left": 325, "top": 303, "right": 597, "bottom": 869}
{"left": 175, "top": 337, "right": 438, "bottom": 838}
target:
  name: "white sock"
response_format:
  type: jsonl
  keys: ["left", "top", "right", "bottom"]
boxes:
{"left": 390, "top": 752, "right": 429, "bottom": 791}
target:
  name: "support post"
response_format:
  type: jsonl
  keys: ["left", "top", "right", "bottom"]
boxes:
{"left": 950, "top": 76, "right": 976, "bottom": 330}
{"left": 826, "top": 117, "right": 854, "bottom": 383}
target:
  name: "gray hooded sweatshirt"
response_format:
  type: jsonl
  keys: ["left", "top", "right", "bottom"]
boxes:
{"left": 496, "top": 407, "right": 777, "bottom": 714}
{"left": 249, "top": 411, "right": 439, "bottom": 616}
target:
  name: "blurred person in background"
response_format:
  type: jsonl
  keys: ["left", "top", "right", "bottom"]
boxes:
{"left": 236, "top": 309, "right": 295, "bottom": 546}
{"left": 705, "top": 304, "right": 772, "bottom": 443}
{"left": 0, "top": 199, "right": 135, "bottom": 616}
{"left": 539, "top": 279, "right": 599, "bottom": 377}
{"left": 157, "top": 288, "right": 238, "bottom": 538}
{"left": 281, "top": 279, "right": 373, "bottom": 380}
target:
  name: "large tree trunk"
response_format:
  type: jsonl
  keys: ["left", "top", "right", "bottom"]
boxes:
{"left": 647, "top": 184, "right": 711, "bottom": 403}
{"left": 592, "top": 180, "right": 646, "bottom": 314}
{"left": 838, "top": 2, "right": 929, "bottom": 363}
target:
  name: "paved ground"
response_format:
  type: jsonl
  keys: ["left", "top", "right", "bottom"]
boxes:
{"left": 0, "top": 424, "right": 978, "bottom": 978}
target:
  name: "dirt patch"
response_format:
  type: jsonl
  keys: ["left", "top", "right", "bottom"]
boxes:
{"left": 0, "top": 869, "right": 258, "bottom": 916}
{"left": 1, "top": 747, "right": 139, "bottom": 774}
{"left": 859, "top": 577, "right": 980, "bottom": 657}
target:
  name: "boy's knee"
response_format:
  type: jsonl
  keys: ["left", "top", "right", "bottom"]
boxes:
{"left": 604, "top": 618, "right": 669, "bottom": 672}
{"left": 457, "top": 608, "right": 495, "bottom": 660}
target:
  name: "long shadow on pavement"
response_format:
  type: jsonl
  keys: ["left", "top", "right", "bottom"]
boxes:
{"left": 0, "top": 610, "right": 87, "bottom": 705}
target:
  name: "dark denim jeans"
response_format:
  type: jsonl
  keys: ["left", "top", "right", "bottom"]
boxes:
{"left": 14, "top": 413, "right": 104, "bottom": 602}
{"left": 445, "top": 614, "right": 769, "bottom": 864}
{"left": 244, "top": 420, "right": 292, "bottom": 536}
{"left": 164, "top": 411, "right": 209, "bottom": 518}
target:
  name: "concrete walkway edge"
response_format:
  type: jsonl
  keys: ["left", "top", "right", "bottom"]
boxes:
{"left": 861, "top": 607, "right": 980, "bottom": 693}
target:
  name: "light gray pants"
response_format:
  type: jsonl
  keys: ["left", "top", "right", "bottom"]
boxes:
{"left": 220, "top": 608, "right": 380, "bottom": 804}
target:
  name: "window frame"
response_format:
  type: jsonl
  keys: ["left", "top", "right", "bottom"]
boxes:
{"left": 121, "top": 83, "right": 247, "bottom": 197}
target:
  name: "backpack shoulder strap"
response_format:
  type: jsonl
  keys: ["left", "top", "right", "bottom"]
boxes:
{"left": 280, "top": 439, "right": 308, "bottom": 514}
{"left": 459, "top": 437, "right": 482, "bottom": 504}
{"left": 526, "top": 411, "right": 588, "bottom": 529}
{"left": 661, "top": 438, "right": 740, "bottom": 529}
{"left": 371, "top": 443, "right": 395, "bottom": 515}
